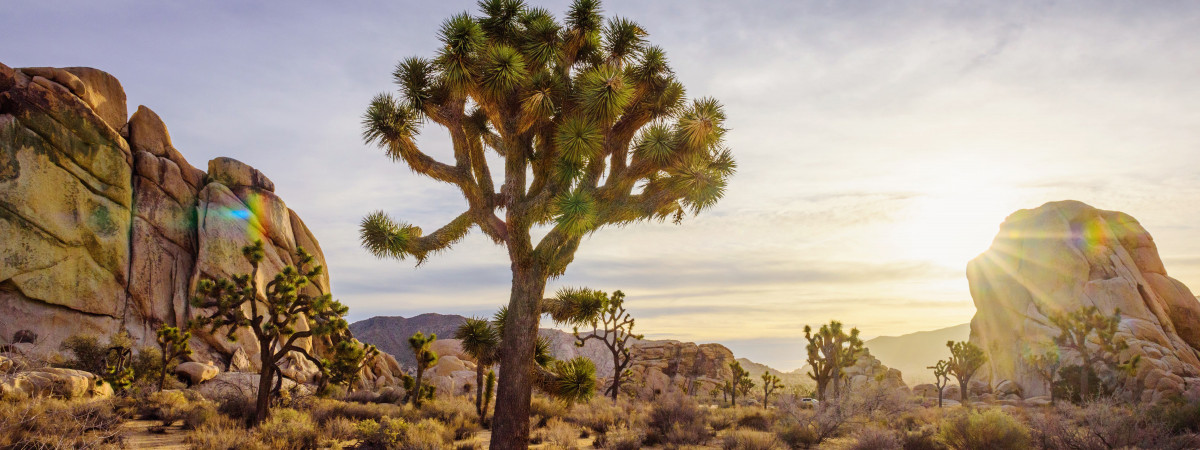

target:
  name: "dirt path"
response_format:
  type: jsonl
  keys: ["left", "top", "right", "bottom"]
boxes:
{"left": 120, "top": 419, "right": 189, "bottom": 450}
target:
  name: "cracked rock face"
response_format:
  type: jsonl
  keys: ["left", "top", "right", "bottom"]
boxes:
{"left": 0, "top": 63, "right": 397, "bottom": 388}
{"left": 968, "top": 200, "right": 1200, "bottom": 402}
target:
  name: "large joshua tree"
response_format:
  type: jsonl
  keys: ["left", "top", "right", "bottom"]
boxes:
{"left": 192, "top": 240, "right": 349, "bottom": 425}
{"left": 358, "top": 0, "right": 734, "bottom": 445}
{"left": 804, "top": 321, "right": 863, "bottom": 401}
{"left": 1049, "top": 306, "right": 1129, "bottom": 401}
{"left": 545, "top": 288, "right": 643, "bottom": 401}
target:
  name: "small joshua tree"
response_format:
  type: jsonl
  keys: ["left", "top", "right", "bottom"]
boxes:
{"left": 761, "top": 372, "right": 782, "bottom": 409}
{"left": 455, "top": 317, "right": 500, "bottom": 419}
{"left": 728, "top": 360, "right": 753, "bottom": 407}
{"left": 1049, "top": 306, "right": 1129, "bottom": 401}
{"left": 946, "top": 340, "right": 987, "bottom": 402}
{"left": 484, "top": 369, "right": 497, "bottom": 419}
{"left": 408, "top": 331, "right": 439, "bottom": 407}
{"left": 545, "top": 288, "right": 643, "bottom": 401}
{"left": 191, "top": 240, "right": 350, "bottom": 425}
{"left": 155, "top": 325, "right": 192, "bottom": 390}
{"left": 1023, "top": 342, "right": 1062, "bottom": 404}
{"left": 328, "top": 339, "right": 379, "bottom": 392}
{"left": 804, "top": 321, "right": 863, "bottom": 401}
{"left": 100, "top": 345, "right": 134, "bottom": 392}
{"left": 929, "top": 359, "right": 951, "bottom": 408}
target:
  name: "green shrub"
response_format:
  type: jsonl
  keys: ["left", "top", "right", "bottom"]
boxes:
{"left": 58, "top": 334, "right": 106, "bottom": 373}
{"left": 722, "top": 429, "right": 782, "bottom": 450}
{"left": 258, "top": 408, "right": 319, "bottom": 450}
{"left": 132, "top": 345, "right": 163, "bottom": 383}
{"left": 937, "top": 408, "right": 1029, "bottom": 450}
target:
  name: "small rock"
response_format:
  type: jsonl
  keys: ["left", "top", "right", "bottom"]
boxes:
{"left": 176, "top": 361, "right": 219, "bottom": 385}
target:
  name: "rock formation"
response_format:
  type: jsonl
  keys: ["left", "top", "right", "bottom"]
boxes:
{"left": 625, "top": 340, "right": 735, "bottom": 398}
{"left": 968, "top": 200, "right": 1200, "bottom": 402}
{"left": 0, "top": 63, "right": 396, "bottom": 388}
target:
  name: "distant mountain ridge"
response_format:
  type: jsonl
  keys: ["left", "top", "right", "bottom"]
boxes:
{"left": 863, "top": 323, "right": 970, "bottom": 384}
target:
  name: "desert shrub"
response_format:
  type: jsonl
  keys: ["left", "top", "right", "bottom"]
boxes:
{"left": 0, "top": 397, "right": 125, "bottom": 449}
{"left": 722, "top": 429, "right": 782, "bottom": 450}
{"left": 774, "top": 401, "right": 849, "bottom": 449}
{"left": 530, "top": 394, "right": 569, "bottom": 428}
{"left": 346, "top": 389, "right": 380, "bottom": 403}
{"left": 322, "top": 416, "right": 359, "bottom": 442}
{"left": 538, "top": 417, "right": 580, "bottom": 449}
{"left": 736, "top": 409, "right": 773, "bottom": 431}
{"left": 569, "top": 397, "right": 622, "bottom": 433}
{"left": 140, "top": 389, "right": 190, "bottom": 425}
{"left": 598, "top": 425, "right": 646, "bottom": 450}
{"left": 937, "top": 408, "right": 1029, "bottom": 450}
{"left": 898, "top": 427, "right": 944, "bottom": 450}
{"left": 310, "top": 397, "right": 406, "bottom": 424}
{"left": 187, "top": 414, "right": 267, "bottom": 450}
{"left": 844, "top": 382, "right": 916, "bottom": 421}
{"left": 377, "top": 386, "right": 405, "bottom": 404}
{"left": 1052, "top": 365, "right": 1106, "bottom": 404}
{"left": 319, "top": 383, "right": 348, "bottom": 399}
{"left": 59, "top": 334, "right": 107, "bottom": 373}
{"left": 709, "top": 407, "right": 738, "bottom": 432}
{"left": 850, "top": 426, "right": 902, "bottom": 450}
{"left": 183, "top": 401, "right": 220, "bottom": 430}
{"left": 258, "top": 408, "right": 319, "bottom": 450}
{"left": 418, "top": 396, "right": 480, "bottom": 439}
{"left": 1153, "top": 396, "right": 1200, "bottom": 434}
{"left": 132, "top": 345, "right": 163, "bottom": 382}
{"left": 358, "top": 417, "right": 407, "bottom": 448}
{"left": 645, "top": 390, "right": 710, "bottom": 446}
{"left": 1029, "top": 400, "right": 1200, "bottom": 450}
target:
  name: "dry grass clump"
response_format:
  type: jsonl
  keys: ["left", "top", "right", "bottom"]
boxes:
{"left": 257, "top": 408, "right": 319, "bottom": 450}
{"left": 355, "top": 416, "right": 453, "bottom": 449}
{"left": 937, "top": 408, "right": 1029, "bottom": 450}
{"left": 322, "top": 416, "right": 359, "bottom": 442}
{"left": 182, "top": 400, "right": 220, "bottom": 430}
{"left": 536, "top": 417, "right": 581, "bottom": 449}
{"left": 568, "top": 397, "right": 623, "bottom": 433}
{"left": 530, "top": 394, "right": 569, "bottom": 428}
{"left": 138, "top": 389, "right": 190, "bottom": 426}
{"left": 722, "top": 429, "right": 782, "bottom": 450}
{"left": 596, "top": 425, "right": 646, "bottom": 450}
{"left": 0, "top": 396, "right": 125, "bottom": 448}
{"left": 310, "top": 396, "right": 407, "bottom": 424}
{"left": 735, "top": 409, "right": 773, "bottom": 432}
{"left": 848, "top": 426, "right": 902, "bottom": 450}
{"left": 645, "top": 390, "right": 711, "bottom": 447}
{"left": 418, "top": 395, "right": 480, "bottom": 439}
{"left": 186, "top": 414, "right": 267, "bottom": 450}
{"left": 1027, "top": 400, "right": 1200, "bottom": 450}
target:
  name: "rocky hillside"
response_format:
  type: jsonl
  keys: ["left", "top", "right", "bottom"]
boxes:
{"left": 736, "top": 358, "right": 812, "bottom": 388}
{"left": 864, "top": 323, "right": 970, "bottom": 385}
{"left": 968, "top": 200, "right": 1200, "bottom": 402}
{"left": 0, "top": 63, "right": 398, "bottom": 386}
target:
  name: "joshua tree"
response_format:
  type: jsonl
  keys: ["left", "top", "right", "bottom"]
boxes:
{"left": 545, "top": 288, "right": 644, "bottom": 401}
{"left": 100, "top": 345, "right": 134, "bottom": 392}
{"left": 408, "top": 331, "right": 439, "bottom": 407}
{"left": 1049, "top": 306, "right": 1129, "bottom": 401}
{"left": 761, "top": 372, "right": 782, "bottom": 409}
{"left": 804, "top": 321, "right": 864, "bottom": 401}
{"left": 1023, "top": 342, "right": 1062, "bottom": 404}
{"left": 455, "top": 317, "right": 501, "bottom": 418}
{"left": 357, "top": 0, "right": 735, "bottom": 444}
{"left": 728, "top": 360, "right": 753, "bottom": 407}
{"left": 946, "top": 340, "right": 987, "bottom": 402}
{"left": 192, "top": 240, "right": 349, "bottom": 425}
{"left": 328, "top": 339, "right": 379, "bottom": 391}
{"left": 155, "top": 325, "right": 192, "bottom": 390}
{"left": 929, "top": 359, "right": 951, "bottom": 408}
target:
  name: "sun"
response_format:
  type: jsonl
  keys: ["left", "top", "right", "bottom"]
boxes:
{"left": 896, "top": 176, "right": 1021, "bottom": 270}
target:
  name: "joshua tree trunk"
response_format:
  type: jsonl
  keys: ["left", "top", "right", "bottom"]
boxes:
{"left": 490, "top": 265, "right": 547, "bottom": 449}
{"left": 254, "top": 350, "right": 274, "bottom": 425}
{"left": 474, "top": 364, "right": 485, "bottom": 417}
{"left": 158, "top": 356, "right": 168, "bottom": 391}
{"left": 609, "top": 367, "right": 622, "bottom": 402}
{"left": 414, "top": 364, "right": 426, "bottom": 407}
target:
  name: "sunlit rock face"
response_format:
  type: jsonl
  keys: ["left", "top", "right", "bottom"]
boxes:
{"left": 0, "top": 63, "right": 395, "bottom": 388}
{"left": 625, "top": 340, "right": 735, "bottom": 398}
{"left": 967, "top": 200, "right": 1200, "bottom": 402}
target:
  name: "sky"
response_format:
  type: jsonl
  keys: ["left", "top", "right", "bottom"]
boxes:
{"left": 4, "top": 0, "right": 1200, "bottom": 371}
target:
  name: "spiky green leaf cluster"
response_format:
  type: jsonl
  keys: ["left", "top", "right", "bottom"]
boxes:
{"left": 360, "top": 0, "right": 736, "bottom": 272}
